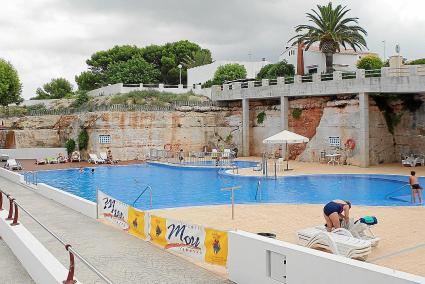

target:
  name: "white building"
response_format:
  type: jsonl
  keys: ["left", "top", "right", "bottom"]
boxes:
{"left": 279, "top": 45, "right": 376, "bottom": 74}
{"left": 187, "top": 60, "right": 270, "bottom": 87}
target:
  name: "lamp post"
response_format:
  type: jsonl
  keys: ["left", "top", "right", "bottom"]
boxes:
{"left": 178, "top": 64, "right": 182, "bottom": 85}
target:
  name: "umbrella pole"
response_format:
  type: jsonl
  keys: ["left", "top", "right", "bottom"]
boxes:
{"left": 286, "top": 142, "right": 289, "bottom": 171}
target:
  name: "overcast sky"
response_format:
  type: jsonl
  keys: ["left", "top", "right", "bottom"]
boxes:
{"left": 1, "top": 0, "right": 424, "bottom": 99}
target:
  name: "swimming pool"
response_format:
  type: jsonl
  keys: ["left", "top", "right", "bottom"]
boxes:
{"left": 34, "top": 163, "right": 421, "bottom": 210}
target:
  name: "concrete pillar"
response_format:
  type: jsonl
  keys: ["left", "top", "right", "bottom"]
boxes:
{"left": 359, "top": 92, "right": 370, "bottom": 167}
{"left": 280, "top": 96, "right": 288, "bottom": 130}
{"left": 333, "top": 71, "right": 342, "bottom": 80}
{"left": 312, "top": 73, "right": 320, "bottom": 82}
{"left": 277, "top": 77, "right": 285, "bottom": 85}
{"left": 248, "top": 81, "right": 255, "bottom": 88}
{"left": 280, "top": 96, "right": 289, "bottom": 159}
{"left": 261, "top": 79, "right": 269, "bottom": 87}
{"left": 294, "top": 75, "right": 302, "bottom": 83}
{"left": 356, "top": 69, "right": 365, "bottom": 79}
{"left": 242, "top": 98, "right": 250, "bottom": 157}
{"left": 158, "top": 83, "right": 164, "bottom": 91}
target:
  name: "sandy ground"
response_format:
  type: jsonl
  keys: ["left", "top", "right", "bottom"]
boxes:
{"left": 152, "top": 204, "right": 425, "bottom": 277}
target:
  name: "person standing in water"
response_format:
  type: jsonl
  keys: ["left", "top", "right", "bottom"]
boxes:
{"left": 323, "top": 200, "right": 351, "bottom": 232}
{"left": 409, "top": 171, "right": 423, "bottom": 204}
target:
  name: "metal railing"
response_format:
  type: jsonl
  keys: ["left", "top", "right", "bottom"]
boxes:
{"left": 0, "top": 189, "right": 114, "bottom": 284}
{"left": 162, "top": 151, "right": 236, "bottom": 166}
{"left": 0, "top": 101, "right": 229, "bottom": 118}
{"left": 132, "top": 185, "right": 153, "bottom": 208}
{"left": 255, "top": 180, "right": 262, "bottom": 201}
{"left": 23, "top": 171, "right": 38, "bottom": 185}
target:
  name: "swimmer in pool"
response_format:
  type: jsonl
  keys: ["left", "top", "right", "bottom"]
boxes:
{"left": 323, "top": 200, "right": 351, "bottom": 232}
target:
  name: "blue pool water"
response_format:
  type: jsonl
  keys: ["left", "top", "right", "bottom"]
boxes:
{"left": 34, "top": 163, "right": 421, "bottom": 210}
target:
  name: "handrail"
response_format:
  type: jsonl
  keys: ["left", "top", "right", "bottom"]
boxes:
{"left": 255, "top": 180, "right": 262, "bottom": 201}
{"left": 132, "top": 185, "right": 153, "bottom": 207}
{"left": 0, "top": 189, "right": 114, "bottom": 284}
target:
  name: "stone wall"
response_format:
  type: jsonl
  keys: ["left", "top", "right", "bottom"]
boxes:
{"left": 0, "top": 108, "right": 243, "bottom": 160}
{"left": 1, "top": 94, "right": 424, "bottom": 165}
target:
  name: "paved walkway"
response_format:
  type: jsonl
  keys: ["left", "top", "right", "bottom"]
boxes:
{"left": 0, "top": 239, "right": 34, "bottom": 283}
{"left": 0, "top": 178, "right": 230, "bottom": 284}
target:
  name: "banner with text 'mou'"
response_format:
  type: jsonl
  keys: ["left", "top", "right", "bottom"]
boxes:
{"left": 97, "top": 190, "right": 129, "bottom": 231}
{"left": 148, "top": 215, "right": 228, "bottom": 265}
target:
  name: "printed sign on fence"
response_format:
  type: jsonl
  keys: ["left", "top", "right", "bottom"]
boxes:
{"left": 149, "top": 215, "right": 167, "bottom": 247}
{"left": 165, "top": 218, "right": 205, "bottom": 261}
{"left": 97, "top": 190, "right": 129, "bottom": 230}
{"left": 204, "top": 228, "right": 228, "bottom": 266}
{"left": 128, "top": 207, "right": 147, "bottom": 240}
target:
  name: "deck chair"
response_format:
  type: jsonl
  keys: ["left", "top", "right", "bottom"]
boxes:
{"left": 0, "top": 153, "right": 9, "bottom": 162}
{"left": 315, "top": 222, "right": 380, "bottom": 247}
{"left": 71, "top": 151, "right": 81, "bottom": 162}
{"left": 88, "top": 154, "right": 105, "bottom": 164}
{"left": 253, "top": 162, "right": 262, "bottom": 171}
{"left": 211, "top": 149, "right": 219, "bottom": 159}
{"left": 4, "top": 159, "right": 23, "bottom": 171}
{"left": 46, "top": 157, "right": 58, "bottom": 164}
{"left": 297, "top": 227, "right": 372, "bottom": 260}
{"left": 222, "top": 149, "right": 231, "bottom": 159}
{"left": 35, "top": 158, "right": 46, "bottom": 165}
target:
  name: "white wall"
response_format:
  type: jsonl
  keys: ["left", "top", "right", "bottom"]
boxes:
{"left": 280, "top": 47, "right": 373, "bottom": 74}
{"left": 0, "top": 148, "right": 67, "bottom": 160}
{"left": 0, "top": 167, "right": 97, "bottom": 219}
{"left": 0, "top": 210, "right": 80, "bottom": 284}
{"left": 35, "top": 183, "right": 97, "bottom": 219}
{"left": 228, "top": 231, "right": 424, "bottom": 284}
{"left": 187, "top": 60, "right": 269, "bottom": 86}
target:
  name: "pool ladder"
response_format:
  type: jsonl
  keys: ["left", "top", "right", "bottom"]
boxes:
{"left": 24, "top": 171, "right": 38, "bottom": 185}
{"left": 255, "top": 180, "right": 262, "bottom": 201}
{"left": 132, "top": 185, "right": 153, "bottom": 208}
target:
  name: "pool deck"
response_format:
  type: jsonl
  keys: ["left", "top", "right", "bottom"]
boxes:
{"left": 5, "top": 157, "right": 425, "bottom": 278}
{"left": 151, "top": 158, "right": 425, "bottom": 277}
{"left": 0, "top": 177, "right": 229, "bottom": 284}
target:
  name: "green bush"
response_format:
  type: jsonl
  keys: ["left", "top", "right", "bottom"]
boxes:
{"left": 78, "top": 129, "right": 89, "bottom": 150}
{"left": 110, "top": 90, "right": 203, "bottom": 106}
{"left": 292, "top": 108, "right": 302, "bottom": 119}
{"left": 357, "top": 55, "right": 384, "bottom": 70}
{"left": 213, "top": 64, "right": 247, "bottom": 85}
{"left": 71, "top": 91, "right": 91, "bottom": 108}
{"left": 256, "top": 111, "right": 266, "bottom": 124}
{"left": 65, "top": 139, "right": 76, "bottom": 155}
{"left": 257, "top": 60, "right": 295, "bottom": 80}
{"left": 407, "top": 58, "right": 425, "bottom": 65}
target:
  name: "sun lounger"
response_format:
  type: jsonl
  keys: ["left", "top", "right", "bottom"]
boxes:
{"left": 35, "top": 158, "right": 46, "bottom": 165}
{"left": 253, "top": 162, "right": 262, "bottom": 171}
{"left": 297, "top": 227, "right": 372, "bottom": 260}
{"left": 222, "top": 149, "right": 232, "bottom": 159}
{"left": 4, "top": 159, "right": 23, "bottom": 171}
{"left": 0, "top": 153, "right": 9, "bottom": 162}
{"left": 402, "top": 155, "right": 424, "bottom": 167}
{"left": 315, "top": 222, "right": 380, "bottom": 247}
{"left": 211, "top": 149, "right": 219, "bottom": 159}
{"left": 88, "top": 153, "right": 105, "bottom": 164}
{"left": 46, "top": 157, "right": 58, "bottom": 164}
{"left": 71, "top": 151, "right": 81, "bottom": 162}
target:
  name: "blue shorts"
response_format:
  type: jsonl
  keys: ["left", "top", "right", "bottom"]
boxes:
{"left": 323, "top": 202, "right": 342, "bottom": 216}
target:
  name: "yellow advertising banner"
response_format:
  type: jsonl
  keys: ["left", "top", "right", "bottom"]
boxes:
{"left": 127, "top": 207, "right": 146, "bottom": 240}
{"left": 149, "top": 215, "right": 167, "bottom": 247}
{"left": 204, "top": 228, "right": 228, "bottom": 266}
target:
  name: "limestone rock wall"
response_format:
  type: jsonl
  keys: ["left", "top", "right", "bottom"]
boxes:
{"left": 0, "top": 109, "right": 243, "bottom": 161}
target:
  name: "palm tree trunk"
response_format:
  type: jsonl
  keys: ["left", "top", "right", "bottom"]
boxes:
{"left": 325, "top": 53, "right": 334, "bottom": 73}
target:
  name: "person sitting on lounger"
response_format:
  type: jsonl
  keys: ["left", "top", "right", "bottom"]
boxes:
{"left": 107, "top": 148, "right": 116, "bottom": 164}
{"left": 323, "top": 200, "right": 351, "bottom": 232}
{"left": 409, "top": 171, "right": 423, "bottom": 204}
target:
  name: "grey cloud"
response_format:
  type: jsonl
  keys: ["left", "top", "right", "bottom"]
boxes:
{"left": 0, "top": 0, "right": 424, "bottom": 98}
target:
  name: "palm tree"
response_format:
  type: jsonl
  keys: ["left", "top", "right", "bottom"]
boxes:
{"left": 289, "top": 2, "right": 367, "bottom": 74}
